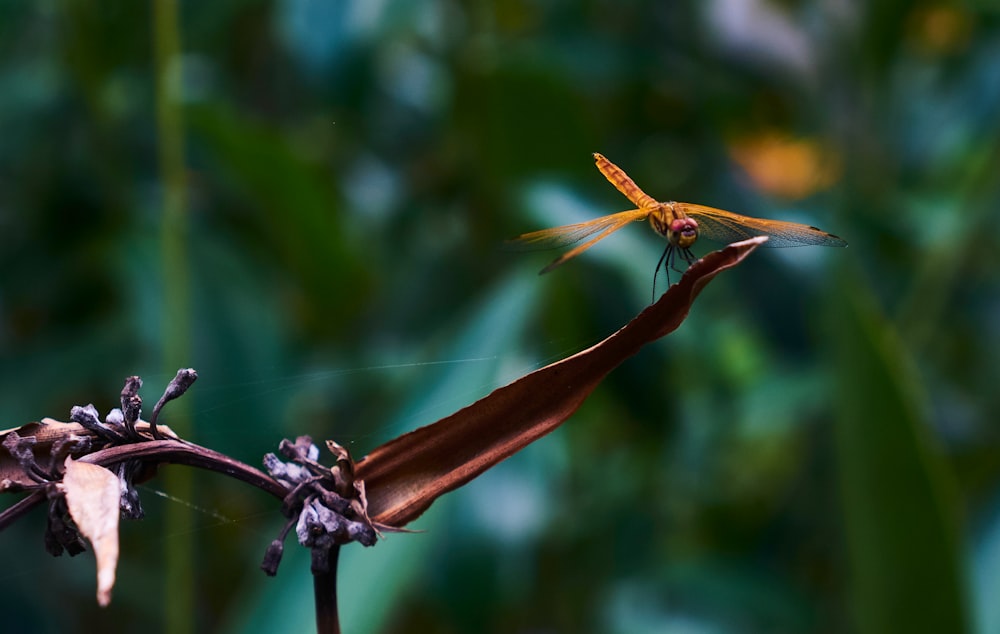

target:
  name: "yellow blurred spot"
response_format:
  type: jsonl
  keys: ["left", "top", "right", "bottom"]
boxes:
{"left": 908, "top": 5, "right": 972, "bottom": 55}
{"left": 496, "top": 0, "right": 541, "bottom": 32}
{"left": 728, "top": 132, "right": 841, "bottom": 200}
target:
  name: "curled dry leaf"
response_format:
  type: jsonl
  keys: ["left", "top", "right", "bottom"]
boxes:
{"left": 0, "top": 420, "right": 86, "bottom": 489}
{"left": 61, "top": 457, "right": 121, "bottom": 607}
{"left": 356, "top": 237, "right": 768, "bottom": 528}
{"left": 0, "top": 419, "right": 177, "bottom": 491}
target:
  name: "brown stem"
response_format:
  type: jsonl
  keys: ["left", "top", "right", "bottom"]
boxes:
{"left": 0, "top": 489, "right": 47, "bottom": 531}
{"left": 313, "top": 545, "right": 341, "bottom": 634}
{"left": 78, "top": 440, "right": 289, "bottom": 499}
{"left": 0, "top": 439, "right": 289, "bottom": 532}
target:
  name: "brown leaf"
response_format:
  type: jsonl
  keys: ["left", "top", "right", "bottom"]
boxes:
{"left": 355, "top": 237, "right": 767, "bottom": 527}
{"left": 0, "top": 419, "right": 176, "bottom": 491}
{"left": 61, "top": 457, "right": 121, "bottom": 607}
{"left": 0, "top": 420, "right": 83, "bottom": 489}
{"left": 0, "top": 418, "right": 73, "bottom": 439}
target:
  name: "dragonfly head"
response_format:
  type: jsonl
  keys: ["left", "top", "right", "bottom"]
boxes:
{"left": 667, "top": 217, "right": 698, "bottom": 249}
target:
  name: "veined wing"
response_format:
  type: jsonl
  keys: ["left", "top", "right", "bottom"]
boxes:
{"left": 510, "top": 208, "right": 650, "bottom": 273}
{"left": 678, "top": 203, "right": 848, "bottom": 248}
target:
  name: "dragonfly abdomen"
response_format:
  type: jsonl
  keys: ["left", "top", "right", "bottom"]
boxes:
{"left": 593, "top": 153, "right": 658, "bottom": 209}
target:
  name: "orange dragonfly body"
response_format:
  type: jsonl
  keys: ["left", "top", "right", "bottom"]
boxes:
{"left": 513, "top": 153, "right": 847, "bottom": 285}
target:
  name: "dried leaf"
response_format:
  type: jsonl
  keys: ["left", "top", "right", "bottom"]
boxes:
{"left": 62, "top": 457, "right": 121, "bottom": 607}
{"left": 0, "top": 419, "right": 176, "bottom": 491}
{"left": 0, "top": 419, "right": 63, "bottom": 439}
{"left": 0, "top": 420, "right": 84, "bottom": 488}
{"left": 356, "top": 237, "right": 767, "bottom": 527}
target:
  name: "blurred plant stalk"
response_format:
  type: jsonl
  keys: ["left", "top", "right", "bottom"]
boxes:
{"left": 153, "top": 0, "right": 194, "bottom": 632}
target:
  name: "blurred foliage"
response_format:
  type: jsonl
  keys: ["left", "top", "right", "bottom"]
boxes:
{"left": 1, "top": 0, "right": 999, "bottom": 632}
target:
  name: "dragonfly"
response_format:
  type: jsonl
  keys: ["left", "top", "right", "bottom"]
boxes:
{"left": 512, "top": 152, "right": 847, "bottom": 293}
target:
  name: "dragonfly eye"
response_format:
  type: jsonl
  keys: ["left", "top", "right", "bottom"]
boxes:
{"left": 668, "top": 218, "right": 699, "bottom": 248}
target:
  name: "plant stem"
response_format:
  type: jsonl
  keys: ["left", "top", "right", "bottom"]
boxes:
{"left": 313, "top": 546, "right": 342, "bottom": 634}
{"left": 153, "top": 0, "right": 193, "bottom": 632}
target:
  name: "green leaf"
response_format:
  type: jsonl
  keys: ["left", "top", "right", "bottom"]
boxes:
{"left": 832, "top": 275, "right": 969, "bottom": 633}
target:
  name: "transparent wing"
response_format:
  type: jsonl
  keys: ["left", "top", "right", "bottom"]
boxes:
{"left": 508, "top": 208, "right": 650, "bottom": 273}
{"left": 678, "top": 203, "right": 848, "bottom": 248}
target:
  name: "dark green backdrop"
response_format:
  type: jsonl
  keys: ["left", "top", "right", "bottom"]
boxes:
{"left": 1, "top": 1, "right": 998, "bottom": 632}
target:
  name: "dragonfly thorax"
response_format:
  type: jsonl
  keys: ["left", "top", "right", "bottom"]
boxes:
{"left": 649, "top": 203, "right": 699, "bottom": 248}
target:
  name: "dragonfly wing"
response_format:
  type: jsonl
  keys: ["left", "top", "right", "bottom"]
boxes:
{"left": 509, "top": 209, "right": 649, "bottom": 249}
{"left": 679, "top": 203, "right": 848, "bottom": 248}
{"left": 509, "top": 209, "right": 649, "bottom": 273}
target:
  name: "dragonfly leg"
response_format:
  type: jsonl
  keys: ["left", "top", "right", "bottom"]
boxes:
{"left": 670, "top": 248, "right": 697, "bottom": 275}
{"left": 651, "top": 246, "right": 698, "bottom": 302}
{"left": 652, "top": 244, "right": 673, "bottom": 303}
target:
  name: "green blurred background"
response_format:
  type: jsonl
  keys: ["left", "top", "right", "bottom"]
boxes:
{"left": 2, "top": 1, "right": 998, "bottom": 632}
